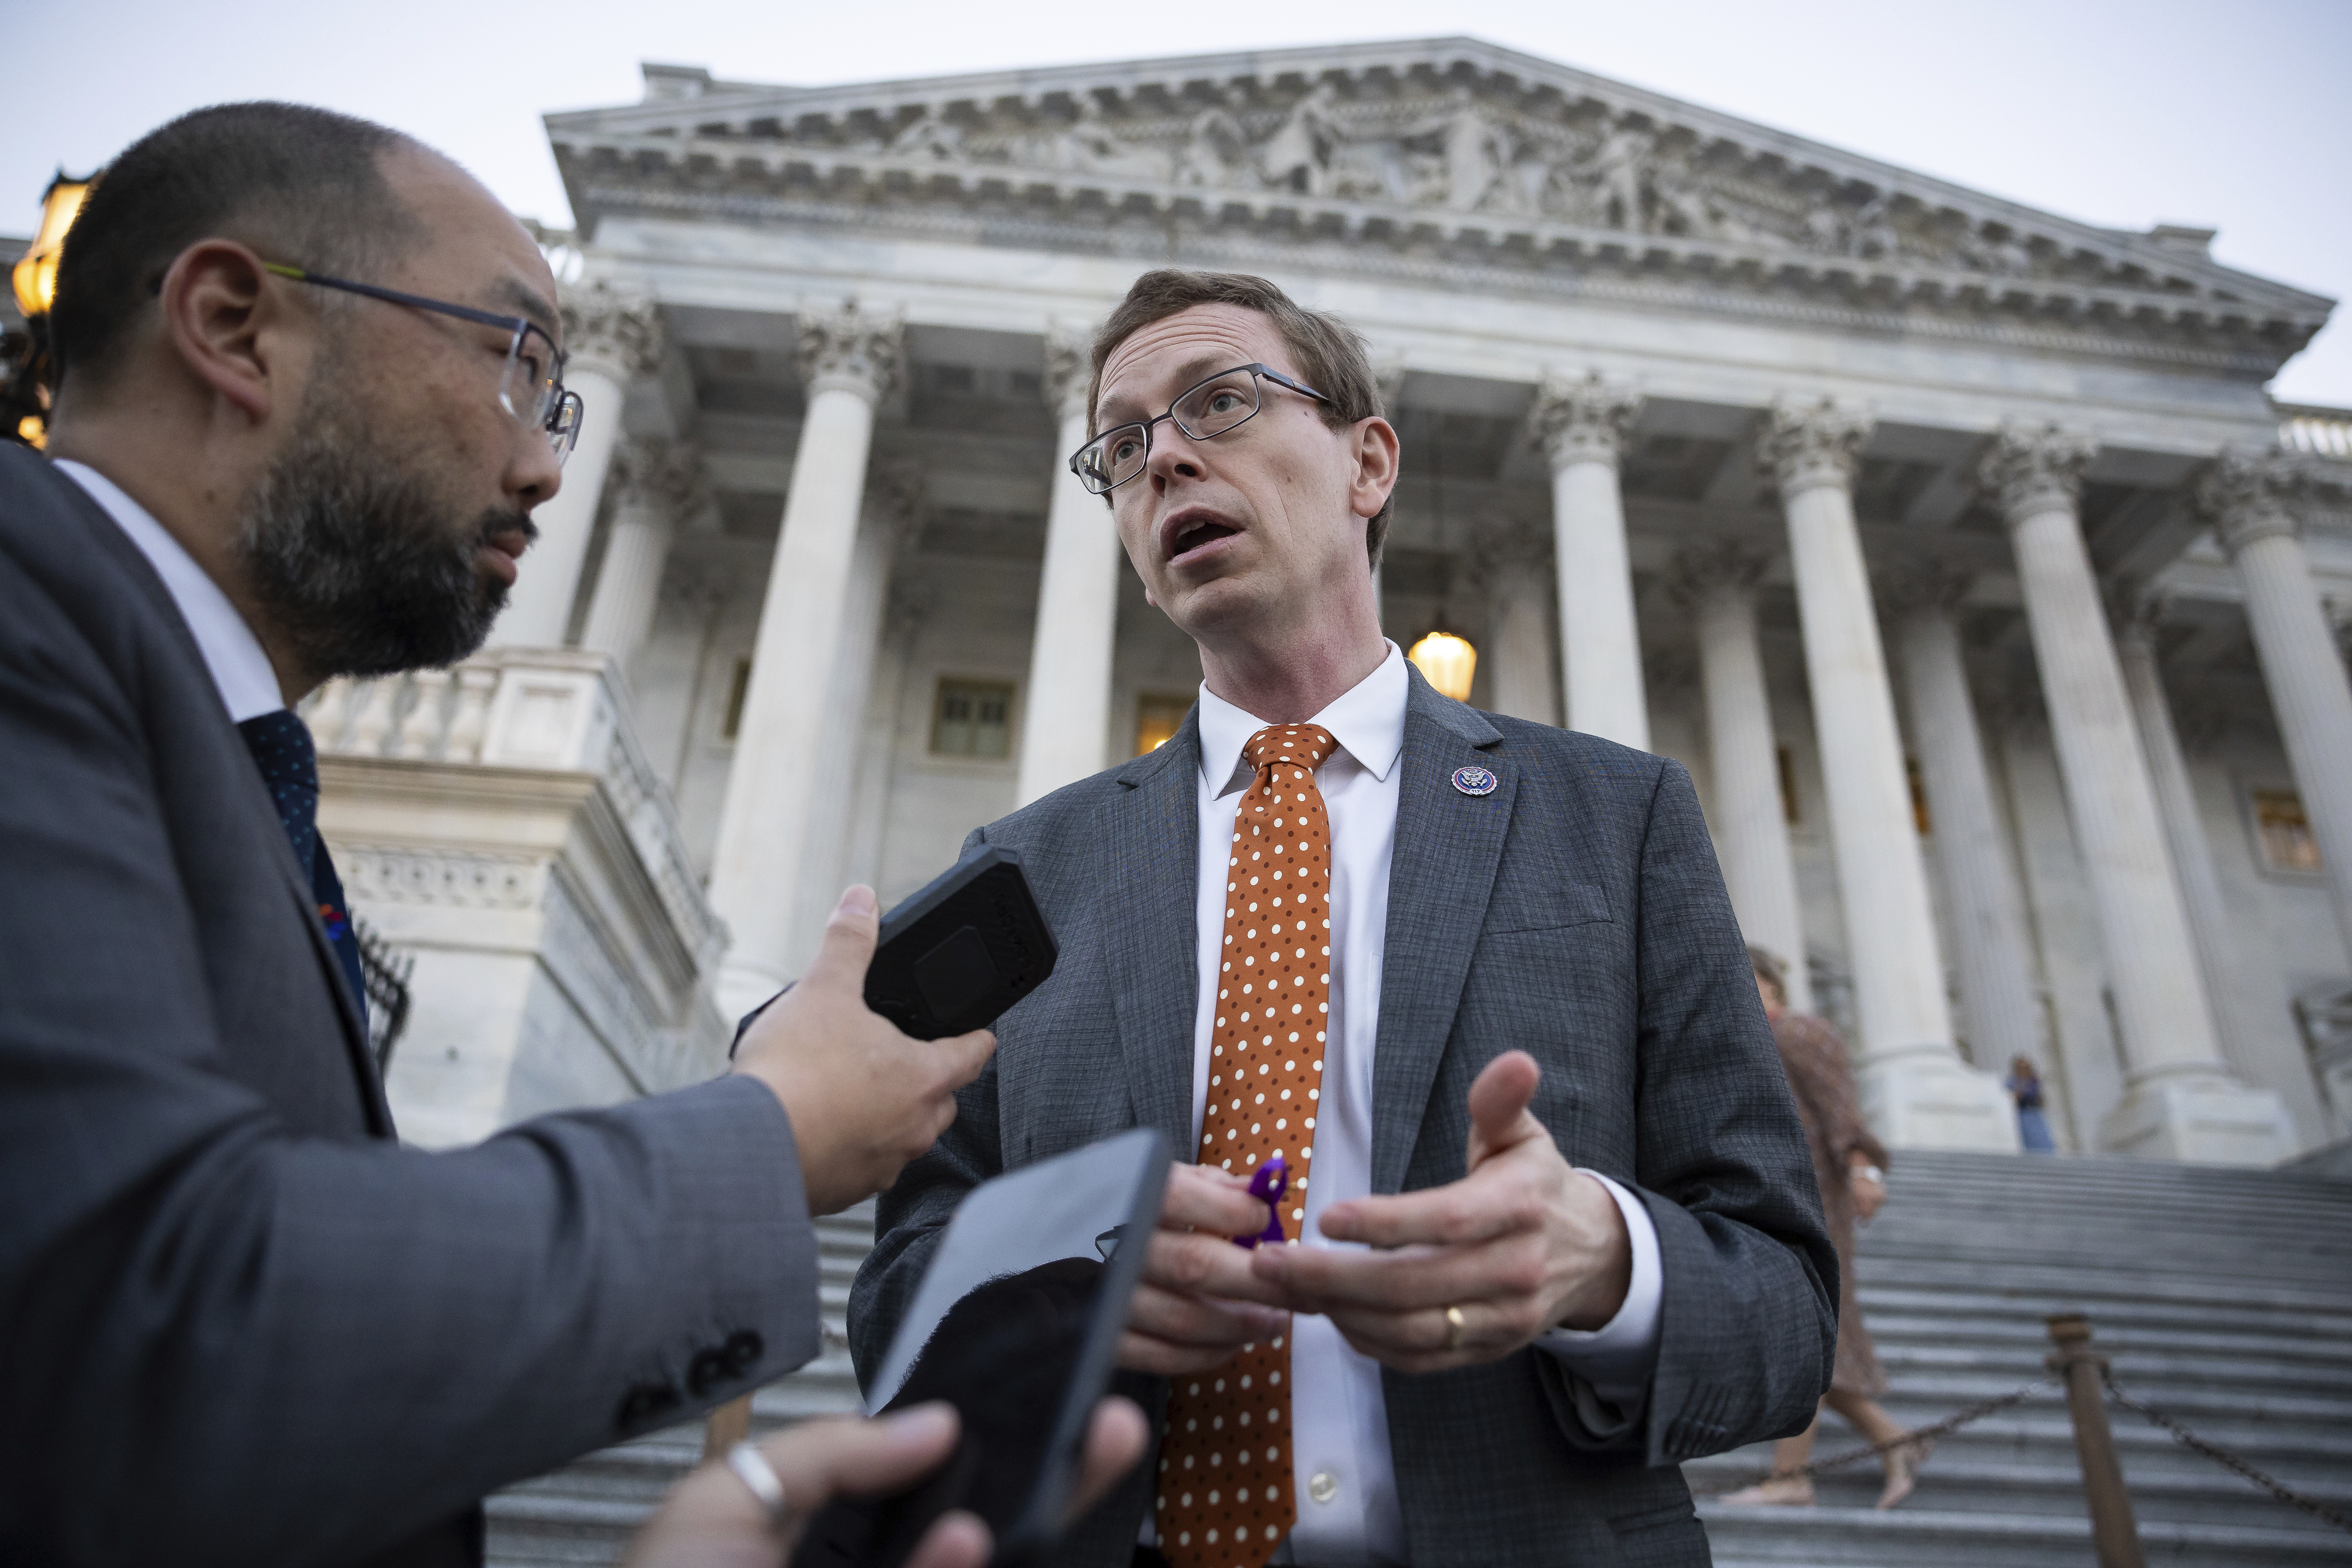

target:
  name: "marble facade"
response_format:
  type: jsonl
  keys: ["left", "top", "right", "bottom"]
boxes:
{"left": 330, "top": 38, "right": 2352, "bottom": 1162}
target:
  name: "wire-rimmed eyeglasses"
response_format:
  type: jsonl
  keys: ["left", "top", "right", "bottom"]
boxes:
{"left": 261, "top": 262, "right": 584, "bottom": 465}
{"left": 1068, "top": 362, "right": 1332, "bottom": 496}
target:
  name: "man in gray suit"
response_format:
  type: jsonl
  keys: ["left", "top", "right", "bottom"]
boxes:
{"left": 0, "top": 105, "right": 998, "bottom": 1567}
{"left": 853, "top": 272, "right": 1838, "bottom": 1567}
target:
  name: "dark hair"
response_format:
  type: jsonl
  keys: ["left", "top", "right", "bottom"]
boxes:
{"left": 1088, "top": 270, "right": 1394, "bottom": 569}
{"left": 1748, "top": 945, "right": 1788, "bottom": 1007}
{"left": 50, "top": 102, "right": 425, "bottom": 390}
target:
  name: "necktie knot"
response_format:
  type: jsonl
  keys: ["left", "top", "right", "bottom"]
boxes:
{"left": 238, "top": 710, "right": 322, "bottom": 882}
{"left": 1242, "top": 723, "right": 1338, "bottom": 775}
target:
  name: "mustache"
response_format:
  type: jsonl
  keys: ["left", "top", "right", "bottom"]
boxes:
{"left": 476, "top": 510, "right": 539, "bottom": 549}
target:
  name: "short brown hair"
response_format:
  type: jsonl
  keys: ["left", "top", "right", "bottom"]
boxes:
{"left": 1088, "top": 270, "right": 1394, "bottom": 570}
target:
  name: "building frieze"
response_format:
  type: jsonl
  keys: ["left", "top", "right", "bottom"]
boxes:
{"left": 549, "top": 38, "right": 2328, "bottom": 372}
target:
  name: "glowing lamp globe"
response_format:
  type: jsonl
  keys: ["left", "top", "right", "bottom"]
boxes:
{"left": 1407, "top": 630, "right": 1477, "bottom": 701}
{"left": 13, "top": 172, "right": 93, "bottom": 321}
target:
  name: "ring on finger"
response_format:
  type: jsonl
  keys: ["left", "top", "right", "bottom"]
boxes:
{"left": 1442, "top": 1304, "right": 1466, "bottom": 1353}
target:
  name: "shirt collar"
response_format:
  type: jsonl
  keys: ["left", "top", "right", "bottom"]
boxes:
{"left": 55, "top": 459, "right": 285, "bottom": 724}
{"left": 1197, "top": 641, "right": 1409, "bottom": 798}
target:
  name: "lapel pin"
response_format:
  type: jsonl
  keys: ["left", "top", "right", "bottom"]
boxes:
{"left": 1451, "top": 765, "right": 1498, "bottom": 797}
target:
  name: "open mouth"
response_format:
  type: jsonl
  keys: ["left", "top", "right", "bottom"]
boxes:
{"left": 1167, "top": 515, "right": 1239, "bottom": 562}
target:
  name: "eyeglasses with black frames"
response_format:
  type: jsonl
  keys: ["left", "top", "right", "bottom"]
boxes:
{"left": 1068, "top": 362, "right": 1332, "bottom": 496}
{"left": 262, "top": 263, "right": 584, "bottom": 466}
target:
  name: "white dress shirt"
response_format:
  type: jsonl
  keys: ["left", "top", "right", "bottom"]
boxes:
{"left": 55, "top": 459, "right": 282, "bottom": 722}
{"left": 1178, "top": 643, "right": 1662, "bottom": 1567}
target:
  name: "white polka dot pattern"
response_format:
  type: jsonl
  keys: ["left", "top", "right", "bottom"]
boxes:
{"left": 1156, "top": 723, "right": 1337, "bottom": 1568}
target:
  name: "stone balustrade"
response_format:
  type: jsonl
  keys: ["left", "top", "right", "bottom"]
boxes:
{"left": 304, "top": 648, "right": 731, "bottom": 1148}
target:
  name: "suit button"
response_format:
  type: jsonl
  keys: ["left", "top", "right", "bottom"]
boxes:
{"left": 723, "top": 1330, "right": 764, "bottom": 1374}
{"left": 687, "top": 1348, "right": 730, "bottom": 1398}
{"left": 1308, "top": 1470, "right": 1339, "bottom": 1505}
{"left": 616, "top": 1382, "right": 683, "bottom": 1431}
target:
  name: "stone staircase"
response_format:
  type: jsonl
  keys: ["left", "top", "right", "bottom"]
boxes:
{"left": 1692, "top": 1150, "right": 2352, "bottom": 1568}
{"left": 488, "top": 1158, "right": 2352, "bottom": 1567}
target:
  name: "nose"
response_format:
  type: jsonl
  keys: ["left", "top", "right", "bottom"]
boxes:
{"left": 507, "top": 421, "right": 564, "bottom": 512}
{"left": 1144, "top": 420, "right": 1208, "bottom": 494}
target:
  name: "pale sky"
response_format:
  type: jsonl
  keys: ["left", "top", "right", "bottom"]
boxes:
{"left": 13, "top": 0, "right": 2348, "bottom": 404}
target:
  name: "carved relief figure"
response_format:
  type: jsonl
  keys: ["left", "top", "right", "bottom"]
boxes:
{"left": 1399, "top": 85, "right": 1518, "bottom": 213}
{"left": 1588, "top": 119, "right": 1655, "bottom": 231}
{"left": 1043, "top": 98, "right": 1167, "bottom": 181}
{"left": 888, "top": 109, "right": 965, "bottom": 161}
{"left": 1173, "top": 102, "right": 1250, "bottom": 188}
{"left": 1256, "top": 81, "right": 1344, "bottom": 196}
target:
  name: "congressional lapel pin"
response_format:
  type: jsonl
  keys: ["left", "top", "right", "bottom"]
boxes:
{"left": 1451, "top": 764, "right": 1498, "bottom": 797}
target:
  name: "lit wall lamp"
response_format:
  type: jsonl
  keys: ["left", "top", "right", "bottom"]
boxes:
{"left": 1407, "top": 628, "right": 1477, "bottom": 702}
{"left": 6, "top": 169, "right": 96, "bottom": 450}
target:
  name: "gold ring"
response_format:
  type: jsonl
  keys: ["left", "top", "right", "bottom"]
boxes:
{"left": 1443, "top": 1304, "right": 1466, "bottom": 1353}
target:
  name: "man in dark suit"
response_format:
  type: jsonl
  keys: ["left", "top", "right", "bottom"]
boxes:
{"left": 0, "top": 103, "right": 998, "bottom": 1567}
{"left": 853, "top": 272, "right": 1838, "bottom": 1567}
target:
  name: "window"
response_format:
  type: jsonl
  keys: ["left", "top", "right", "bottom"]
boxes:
{"left": 721, "top": 658, "right": 753, "bottom": 741}
{"left": 932, "top": 678, "right": 1014, "bottom": 759}
{"left": 1135, "top": 694, "right": 1192, "bottom": 757}
{"left": 2252, "top": 787, "right": 2322, "bottom": 874}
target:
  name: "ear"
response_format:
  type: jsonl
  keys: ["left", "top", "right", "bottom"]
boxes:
{"left": 1348, "top": 415, "right": 1401, "bottom": 521}
{"left": 157, "top": 240, "right": 299, "bottom": 424}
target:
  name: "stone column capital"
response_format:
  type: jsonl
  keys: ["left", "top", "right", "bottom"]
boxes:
{"left": 2194, "top": 447, "right": 2312, "bottom": 556}
{"left": 797, "top": 299, "right": 907, "bottom": 406}
{"left": 1372, "top": 351, "right": 1408, "bottom": 416}
{"left": 1526, "top": 373, "right": 1643, "bottom": 472}
{"left": 559, "top": 279, "right": 664, "bottom": 383}
{"left": 1978, "top": 423, "right": 2098, "bottom": 527}
{"left": 866, "top": 457, "right": 927, "bottom": 547}
{"left": 1762, "top": 396, "right": 1873, "bottom": 499}
{"left": 1043, "top": 325, "right": 1094, "bottom": 424}
{"left": 1875, "top": 558, "right": 1975, "bottom": 620}
{"left": 604, "top": 437, "right": 704, "bottom": 525}
{"left": 1666, "top": 540, "right": 1773, "bottom": 609}
{"left": 1468, "top": 515, "right": 1551, "bottom": 581}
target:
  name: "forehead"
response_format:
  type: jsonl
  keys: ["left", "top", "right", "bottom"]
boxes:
{"left": 1097, "top": 303, "right": 1298, "bottom": 418}
{"left": 381, "top": 149, "right": 559, "bottom": 335}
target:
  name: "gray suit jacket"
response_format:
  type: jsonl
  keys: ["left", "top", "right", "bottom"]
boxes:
{"left": 0, "top": 444, "right": 821, "bottom": 1568}
{"left": 852, "top": 666, "right": 1836, "bottom": 1567}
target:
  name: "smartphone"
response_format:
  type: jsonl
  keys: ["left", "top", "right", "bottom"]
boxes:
{"left": 790, "top": 1128, "right": 1170, "bottom": 1568}
{"left": 730, "top": 846, "right": 1057, "bottom": 1051}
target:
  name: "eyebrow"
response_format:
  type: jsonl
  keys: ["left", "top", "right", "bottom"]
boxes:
{"left": 1098, "top": 352, "right": 1241, "bottom": 424}
{"left": 489, "top": 275, "right": 559, "bottom": 339}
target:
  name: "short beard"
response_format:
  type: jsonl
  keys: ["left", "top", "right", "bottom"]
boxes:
{"left": 236, "top": 377, "right": 534, "bottom": 680}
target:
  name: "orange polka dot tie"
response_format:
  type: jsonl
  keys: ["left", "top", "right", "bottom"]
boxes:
{"left": 1157, "top": 723, "right": 1338, "bottom": 1568}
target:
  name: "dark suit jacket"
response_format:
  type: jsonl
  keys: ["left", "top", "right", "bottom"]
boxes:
{"left": 0, "top": 444, "right": 821, "bottom": 1568}
{"left": 852, "top": 665, "right": 1837, "bottom": 1567}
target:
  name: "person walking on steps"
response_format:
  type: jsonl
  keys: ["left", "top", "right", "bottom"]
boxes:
{"left": 1722, "top": 948, "right": 1931, "bottom": 1511}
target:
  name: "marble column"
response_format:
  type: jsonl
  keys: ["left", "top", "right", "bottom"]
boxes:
{"left": 1764, "top": 397, "right": 2014, "bottom": 1151}
{"left": 2112, "top": 596, "right": 2266, "bottom": 1084}
{"left": 492, "top": 280, "right": 662, "bottom": 649}
{"left": 1983, "top": 424, "right": 2289, "bottom": 1163}
{"left": 1015, "top": 327, "right": 1124, "bottom": 805}
{"left": 580, "top": 437, "right": 704, "bottom": 668}
{"left": 709, "top": 302, "right": 905, "bottom": 1018}
{"left": 789, "top": 462, "right": 922, "bottom": 967}
{"left": 1475, "top": 518, "right": 1560, "bottom": 726}
{"left": 1527, "top": 373, "right": 1648, "bottom": 749}
{"left": 1671, "top": 542, "right": 1812, "bottom": 1013}
{"left": 1882, "top": 563, "right": 2046, "bottom": 1079}
{"left": 2197, "top": 450, "right": 2352, "bottom": 959}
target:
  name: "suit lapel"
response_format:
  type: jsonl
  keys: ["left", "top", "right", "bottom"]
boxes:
{"left": 50, "top": 459, "right": 389, "bottom": 1132}
{"left": 1102, "top": 708, "right": 1205, "bottom": 1149}
{"left": 1369, "top": 667, "right": 1515, "bottom": 1196}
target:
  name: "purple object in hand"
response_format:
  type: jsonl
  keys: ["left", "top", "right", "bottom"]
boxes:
{"left": 1234, "top": 1155, "right": 1289, "bottom": 1249}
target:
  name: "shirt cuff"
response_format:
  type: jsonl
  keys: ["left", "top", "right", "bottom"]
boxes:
{"left": 1534, "top": 1171, "right": 1662, "bottom": 1402}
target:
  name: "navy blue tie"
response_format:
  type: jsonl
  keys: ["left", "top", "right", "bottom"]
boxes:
{"left": 238, "top": 710, "right": 369, "bottom": 1032}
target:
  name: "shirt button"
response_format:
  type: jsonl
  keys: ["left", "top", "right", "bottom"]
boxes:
{"left": 1308, "top": 1470, "right": 1339, "bottom": 1505}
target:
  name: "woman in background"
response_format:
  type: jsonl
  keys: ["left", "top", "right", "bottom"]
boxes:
{"left": 1723, "top": 948, "right": 1929, "bottom": 1510}
{"left": 2007, "top": 1054, "right": 2058, "bottom": 1152}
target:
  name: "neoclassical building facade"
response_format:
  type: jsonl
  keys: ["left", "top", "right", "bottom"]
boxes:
{"left": 309, "top": 37, "right": 2352, "bottom": 1165}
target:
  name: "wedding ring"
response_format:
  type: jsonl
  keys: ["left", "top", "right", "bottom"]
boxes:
{"left": 1443, "top": 1304, "right": 1466, "bottom": 1353}
{"left": 727, "top": 1440, "right": 791, "bottom": 1532}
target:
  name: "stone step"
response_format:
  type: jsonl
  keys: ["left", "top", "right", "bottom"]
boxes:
{"left": 1701, "top": 1506, "right": 2352, "bottom": 1568}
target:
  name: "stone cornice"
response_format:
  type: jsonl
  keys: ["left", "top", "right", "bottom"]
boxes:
{"left": 549, "top": 38, "right": 2329, "bottom": 371}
